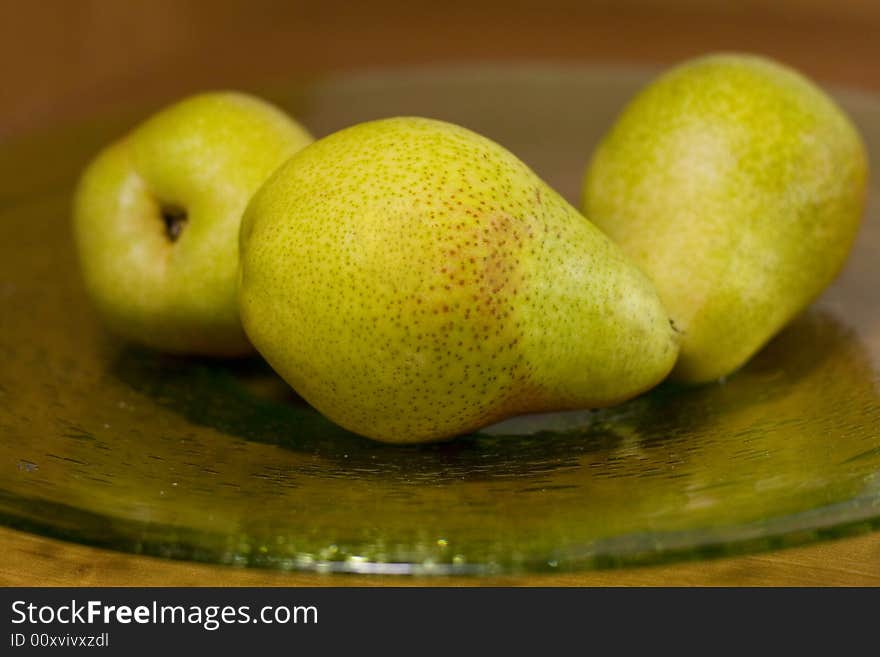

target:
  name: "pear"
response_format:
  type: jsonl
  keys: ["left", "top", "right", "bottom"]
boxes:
{"left": 73, "top": 92, "right": 313, "bottom": 356}
{"left": 239, "top": 117, "right": 679, "bottom": 443}
{"left": 583, "top": 53, "right": 868, "bottom": 383}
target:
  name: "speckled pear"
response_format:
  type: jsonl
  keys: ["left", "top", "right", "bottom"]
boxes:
{"left": 583, "top": 54, "right": 868, "bottom": 383}
{"left": 73, "top": 92, "right": 313, "bottom": 356}
{"left": 239, "top": 117, "right": 679, "bottom": 443}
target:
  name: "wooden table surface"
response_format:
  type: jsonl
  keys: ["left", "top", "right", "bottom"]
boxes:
{"left": 2, "top": 0, "right": 880, "bottom": 586}
{"left": 2, "top": 524, "right": 879, "bottom": 587}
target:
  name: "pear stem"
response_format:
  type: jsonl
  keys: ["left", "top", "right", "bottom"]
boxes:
{"left": 160, "top": 203, "right": 187, "bottom": 242}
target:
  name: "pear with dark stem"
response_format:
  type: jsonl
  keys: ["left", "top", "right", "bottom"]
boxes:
{"left": 73, "top": 92, "right": 313, "bottom": 356}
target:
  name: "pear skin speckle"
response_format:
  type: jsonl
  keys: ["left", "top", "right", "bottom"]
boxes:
{"left": 583, "top": 54, "right": 868, "bottom": 383}
{"left": 240, "top": 117, "right": 678, "bottom": 443}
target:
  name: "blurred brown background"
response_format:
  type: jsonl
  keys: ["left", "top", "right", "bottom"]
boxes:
{"left": 2, "top": 0, "right": 880, "bottom": 141}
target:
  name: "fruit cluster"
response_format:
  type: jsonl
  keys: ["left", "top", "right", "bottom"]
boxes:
{"left": 72, "top": 54, "right": 868, "bottom": 444}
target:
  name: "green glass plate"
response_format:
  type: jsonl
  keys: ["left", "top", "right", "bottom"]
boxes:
{"left": 1, "top": 66, "right": 879, "bottom": 575}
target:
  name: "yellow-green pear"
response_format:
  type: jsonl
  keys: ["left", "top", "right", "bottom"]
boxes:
{"left": 73, "top": 92, "right": 313, "bottom": 356}
{"left": 583, "top": 53, "right": 868, "bottom": 383}
{"left": 240, "top": 117, "right": 679, "bottom": 444}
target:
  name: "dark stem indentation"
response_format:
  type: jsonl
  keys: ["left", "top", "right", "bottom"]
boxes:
{"left": 161, "top": 204, "right": 188, "bottom": 242}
